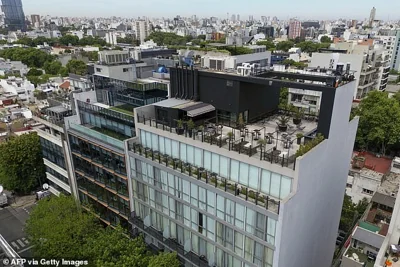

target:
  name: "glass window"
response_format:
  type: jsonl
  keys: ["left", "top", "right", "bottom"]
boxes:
{"left": 270, "top": 173, "right": 281, "bottom": 198}
{"left": 187, "top": 145, "right": 194, "bottom": 164}
{"left": 151, "top": 133, "right": 159, "bottom": 151}
{"left": 204, "top": 151, "right": 211, "bottom": 170}
{"left": 280, "top": 176, "right": 292, "bottom": 199}
{"left": 264, "top": 246, "right": 274, "bottom": 265}
{"left": 191, "top": 183, "right": 198, "bottom": 206}
{"left": 244, "top": 236, "right": 254, "bottom": 262}
{"left": 159, "top": 136, "right": 165, "bottom": 154}
{"left": 192, "top": 234, "right": 199, "bottom": 254}
{"left": 184, "top": 205, "right": 191, "bottom": 227}
{"left": 146, "top": 132, "right": 152, "bottom": 149}
{"left": 206, "top": 216, "right": 215, "bottom": 240}
{"left": 182, "top": 180, "right": 190, "bottom": 203}
{"left": 254, "top": 242, "right": 263, "bottom": 265}
{"left": 165, "top": 138, "right": 171, "bottom": 155}
{"left": 235, "top": 203, "right": 245, "bottom": 229}
{"left": 180, "top": 143, "right": 187, "bottom": 162}
{"left": 220, "top": 156, "right": 229, "bottom": 178}
{"left": 267, "top": 218, "right": 276, "bottom": 245}
{"left": 171, "top": 140, "right": 179, "bottom": 159}
{"left": 239, "top": 163, "right": 249, "bottom": 186}
{"left": 246, "top": 208, "right": 256, "bottom": 234}
{"left": 194, "top": 147, "right": 202, "bottom": 167}
{"left": 199, "top": 187, "right": 206, "bottom": 210}
{"left": 249, "top": 165, "right": 259, "bottom": 190}
{"left": 226, "top": 199, "right": 235, "bottom": 224}
{"left": 207, "top": 190, "right": 215, "bottom": 214}
{"left": 140, "top": 130, "right": 146, "bottom": 146}
{"left": 211, "top": 153, "right": 219, "bottom": 173}
{"left": 261, "top": 170, "right": 271, "bottom": 195}
{"left": 235, "top": 231, "right": 244, "bottom": 257}
{"left": 216, "top": 195, "right": 225, "bottom": 220}
{"left": 230, "top": 160, "right": 239, "bottom": 182}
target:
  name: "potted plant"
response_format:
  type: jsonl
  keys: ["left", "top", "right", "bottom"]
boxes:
{"left": 227, "top": 131, "right": 234, "bottom": 142}
{"left": 277, "top": 115, "right": 289, "bottom": 132}
{"left": 197, "top": 125, "right": 204, "bottom": 133}
{"left": 292, "top": 107, "right": 304, "bottom": 125}
{"left": 187, "top": 119, "right": 195, "bottom": 137}
{"left": 257, "top": 138, "right": 267, "bottom": 152}
{"left": 296, "top": 133, "right": 303, "bottom": 145}
{"left": 176, "top": 119, "right": 184, "bottom": 135}
{"left": 237, "top": 113, "right": 245, "bottom": 130}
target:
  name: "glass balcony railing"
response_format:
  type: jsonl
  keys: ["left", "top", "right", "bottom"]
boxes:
{"left": 69, "top": 123, "right": 125, "bottom": 150}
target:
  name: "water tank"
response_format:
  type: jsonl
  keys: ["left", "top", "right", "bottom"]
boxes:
{"left": 157, "top": 66, "right": 168, "bottom": 73}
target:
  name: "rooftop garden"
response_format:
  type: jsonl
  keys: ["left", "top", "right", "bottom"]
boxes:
{"left": 92, "top": 127, "right": 129, "bottom": 141}
{"left": 109, "top": 104, "right": 135, "bottom": 116}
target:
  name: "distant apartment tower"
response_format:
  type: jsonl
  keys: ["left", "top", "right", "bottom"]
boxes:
{"left": 136, "top": 20, "right": 149, "bottom": 44}
{"left": 31, "top": 14, "right": 40, "bottom": 27}
{"left": 390, "top": 30, "right": 400, "bottom": 71}
{"left": 288, "top": 20, "right": 301, "bottom": 39}
{"left": 1, "top": 0, "right": 25, "bottom": 31}
{"left": 369, "top": 7, "right": 376, "bottom": 27}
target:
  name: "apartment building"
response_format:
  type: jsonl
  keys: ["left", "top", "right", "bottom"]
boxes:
{"left": 390, "top": 30, "right": 400, "bottom": 72}
{"left": 127, "top": 66, "right": 358, "bottom": 266}
{"left": 64, "top": 66, "right": 169, "bottom": 228}
{"left": 288, "top": 20, "right": 302, "bottom": 40}
{"left": 136, "top": 20, "right": 149, "bottom": 44}
{"left": 310, "top": 42, "right": 390, "bottom": 99}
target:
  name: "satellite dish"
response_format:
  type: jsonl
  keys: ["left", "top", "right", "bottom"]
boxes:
{"left": 43, "top": 183, "right": 49, "bottom": 190}
{"left": 0, "top": 185, "right": 3, "bottom": 194}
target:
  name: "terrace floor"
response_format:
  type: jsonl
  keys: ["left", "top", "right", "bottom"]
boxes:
{"left": 345, "top": 247, "right": 375, "bottom": 267}
{"left": 109, "top": 104, "right": 135, "bottom": 116}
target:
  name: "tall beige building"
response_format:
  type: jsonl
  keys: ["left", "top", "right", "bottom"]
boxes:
{"left": 136, "top": 20, "right": 149, "bottom": 44}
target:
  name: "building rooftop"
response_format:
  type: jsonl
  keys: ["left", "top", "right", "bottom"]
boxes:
{"left": 351, "top": 151, "right": 393, "bottom": 174}
{"left": 371, "top": 192, "right": 396, "bottom": 209}
{"left": 344, "top": 247, "right": 375, "bottom": 267}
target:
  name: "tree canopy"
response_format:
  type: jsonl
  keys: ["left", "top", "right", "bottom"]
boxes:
{"left": 256, "top": 40, "right": 276, "bottom": 51}
{"left": 43, "top": 60, "right": 62, "bottom": 75}
{"left": 354, "top": 91, "right": 400, "bottom": 155}
{"left": 0, "top": 133, "right": 45, "bottom": 194}
{"left": 296, "top": 41, "right": 331, "bottom": 53}
{"left": 0, "top": 47, "right": 55, "bottom": 68}
{"left": 282, "top": 59, "right": 307, "bottom": 68}
{"left": 26, "top": 195, "right": 180, "bottom": 266}
{"left": 320, "top": 36, "right": 332, "bottom": 43}
{"left": 66, "top": 59, "right": 87, "bottom": 76}
{"left": 145, "top": 32, "right": 192, "bottom": 46}
{"left": 276, "top": 41, "right": 294, "bottom": 52}
{"left": 339, "top": 195, "right": 368, "bottom": 232}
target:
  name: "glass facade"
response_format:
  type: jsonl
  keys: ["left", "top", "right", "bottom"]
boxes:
{"left": 130, "top": 158, "right": 276, "bottom": 267}
{"left": 70, "top": 134, "right": 129, "bottom": 228}
{"left": 1, "top": 0, "right": 25, "bottom": 31}
{"left": 140, "top": 130, "right": 292, "bottom": 200}
{"left": 40, "top": 137, "right": 66, "bottom": 169}
{"left": 46, "top": 166, "right": 69, "bottom": 185}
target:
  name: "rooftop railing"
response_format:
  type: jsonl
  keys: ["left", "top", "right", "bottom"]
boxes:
{"left": 129, "top": 141, "right": 281, "bottom": 214}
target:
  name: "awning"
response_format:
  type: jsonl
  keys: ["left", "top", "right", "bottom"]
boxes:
{"left": 186, "top": 103, "right": 215, "bottom": 117}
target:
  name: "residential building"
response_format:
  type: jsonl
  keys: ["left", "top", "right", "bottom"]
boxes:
{"left": 310, "top": 43, "right": 390, "bottom": 99}
{"left": 346, "top": 151, "right": 393, "bottom": 204}
{"left": 288, "top": 20, "right": 301, "bottom": 40}
{"left": 65, "top": 74, "right": 168, "bottom": 229}
{"left": 390, "top": 30, "right": 400, "bottom": 72}
{"left": 127, "top": 66, "right": 358, "bottom": 266}
{"left": 257, "top": 27, "right": 275, "bottom": 38}
{"left": 33, "top": 102, "right": 75, "bottom": 196}
{"left": 30, "top": 14, "right": 40, "bottom": 27}
{"left": 0, "top": 76, "right": 34, "bottom": 103}
{"left": 369, "top": 7, "right": 376, "bottom": 27}
{"left": 0, "top": 58, "right": 28, "bottom": 76}
{"left": 136, "top": 20, "right": 149, "bottom": 44}
{"left": 0, "top": 0, "right": 25, "bottom": 31}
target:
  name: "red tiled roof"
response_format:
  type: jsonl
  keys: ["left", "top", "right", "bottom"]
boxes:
{"left": 379, "top": 223, "right": 389, "bottom": 236}
{"left": 353, "top": 151, "right": 392, "bottom": 174}
{"left": 59, "top": 81, "right": 70, "bottom": 90}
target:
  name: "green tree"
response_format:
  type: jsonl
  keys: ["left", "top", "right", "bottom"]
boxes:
{"left": 66, "top": 59, "right": 87, "bottom": 75}
{"left": 0, "top": 48, "right": 55, "bottom": 68}
{"left": 59, "top": 35, "right": 79, "bottom": 46}
{"left": 81, "top": 51, "right": 99, "bottom": 61}
{"left": 197, "top": 34, "right": 206, "bottom": 40}
{"left": 43, "top": 61, "right": 62, "bottom": 75}
{"left": 148, "top": 252, "right": 180, "bottom": 267}
{"left": 84, "top": 226, "right": 153, "bottom": 266}
{"left": 320, "top": 36, "right": 332, "bottom": 43}
{"left": 27, "top": 68, "right": 43, "bottom": 76}
{"left": 0, "top": 133, "right": 45, "bottom": 194}
{"left": 25, "top": 195, "right": 99, "bottom": 258}
{"left": 355, "top": 91, "right": 400, "bottom": 154}
{"left": 225, "top": 46, "right": 252, "bottom": 55}
{"left": 276, "top": 41, "right": 294, "bottom": 52}
{"left": 256, "top": 40, "right": 276, "bottom": 50}
{"left": 145, "top": 32, "right": 191, "bottom": 46}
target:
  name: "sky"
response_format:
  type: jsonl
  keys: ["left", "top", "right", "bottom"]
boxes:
{"left": 23, "top": 0, "right": 400, "bottom": 21}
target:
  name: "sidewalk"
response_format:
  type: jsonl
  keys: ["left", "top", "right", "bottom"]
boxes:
{"left": 3, "top": 190, "right": 36, "bottom": 208}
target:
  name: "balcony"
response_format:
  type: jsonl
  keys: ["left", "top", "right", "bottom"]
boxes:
{"left": 129, "top": 216, "right": 209, "bottom": 267}
{"left": 68, "top": 122, "right": 125, "bottom": 150}
{"left": 342, "top": 247, "right": 375, "bottom": 267}
{"left": 358, "top": 80, "right": 376, "bottom": 90}
{"left": 135, "top": 110, "right": 323, "bottom": 171}
{"left": 129, "top": 141, "right": 281, "bottom": 214}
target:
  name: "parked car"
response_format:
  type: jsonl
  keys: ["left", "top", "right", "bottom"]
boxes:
{"left": 0, "top": 193, "right": 7, "bottom": 207}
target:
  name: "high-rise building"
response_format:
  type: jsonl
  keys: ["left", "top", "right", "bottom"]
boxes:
{"left": 30, "top": 14, "right": 40, "bottom": 27}
{"left": 288, "top": 20, "right": 302, "bottom": 39}
{"left": 127, "top": 67, "right": 358, "bottom": 266}
{"left": 231, "top": 14, "right": 236, "bottom": 22}
{"left": 390, "top": 30, "right": 400, "bottom": 71}
{"left": 369, "top": 7, "right": 376, "bottom": 27}
{"left": 136, "top": 20, "right": 149, "bottom": 44}
{"left": 1, "top": 0, "right": 25, "bottom": 31}
{"left": 237, "top": 14, "right": 240, "bottom": 22}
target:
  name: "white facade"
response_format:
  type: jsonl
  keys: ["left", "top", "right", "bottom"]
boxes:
{"left": 288, "top": 88, "right": 322, "bottom": 113}
{"left": 0, "top": 77, "right": 35, "bottom": 103}
{"left": 136, "top": 20, "right": 149, "bottom": 44}
{"left": 105, "top": 31, "right": 117, "bottom": 46}
{"left": 346, "top": 169, "right": 382, "bottom": 204}
{"left": 94, "top": 64, "right": 137, "bottom": 82}
{"left": 201, "top": 51, "right": 272, "bottom": 71}
{"left": 390, "top": 30, "right": 400, "bottom": 71}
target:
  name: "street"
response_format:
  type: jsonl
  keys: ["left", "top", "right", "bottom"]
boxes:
{"left": 0, "top": 203, "right": 36, "bottom": 259}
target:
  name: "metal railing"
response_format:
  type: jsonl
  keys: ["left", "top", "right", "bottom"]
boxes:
{"left": 129, "top": 142, "right": 281, "bottom": 214}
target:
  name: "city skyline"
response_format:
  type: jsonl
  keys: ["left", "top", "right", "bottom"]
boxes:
{"left": 22, "top": 0, "right": 400, "bottom": 20}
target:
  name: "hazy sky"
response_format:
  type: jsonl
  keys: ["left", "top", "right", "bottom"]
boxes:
{"left": 23, "top": 0, "right": 400, "bottom": 20}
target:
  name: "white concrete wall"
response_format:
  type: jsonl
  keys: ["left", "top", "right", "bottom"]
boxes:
{"left": 274, "top": 81, "right": 359, "bottom": 267}
{"left": 310, "top": 53, "right": 363, "bottom": 99}
{"left": 94, "top": 64, "right": 137, "bottom": 82}
{"left": 347, "top": 172, "right": 381, "bottom": 204}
